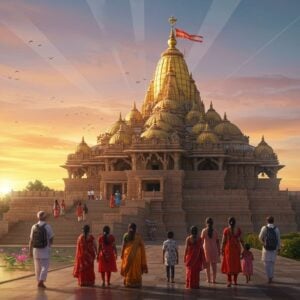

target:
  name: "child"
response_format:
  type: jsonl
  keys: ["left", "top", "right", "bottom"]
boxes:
{"left": 241, "top": 243, "right": 254, "bottom": 283}
{"left": 162, "top": 231, "right": 178, "bottom": 283}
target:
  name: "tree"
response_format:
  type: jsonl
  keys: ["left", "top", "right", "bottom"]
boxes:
{"left": 24, "top": 180, "right": 53, "bottom": 192}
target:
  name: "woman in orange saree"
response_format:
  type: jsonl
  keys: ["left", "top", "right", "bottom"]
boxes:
{"left": 184, "top": 226, "right": 206, "bottom": 289}
{"left": 73, "top": 225, "right": 97, "bottom": 286}
{"left": 120, "top": 223, "right": 148, "bottom": 287}
{"left": 221, "top": 217, "right": 243, "bottom": 287}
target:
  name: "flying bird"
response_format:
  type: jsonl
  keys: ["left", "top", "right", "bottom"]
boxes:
{"left": 37, "top": 44, "right": 42, "bottom": 47}
{"left": 48, "top": 57, "right": 54, "bottom": 60}
{"left": 28, "top": 40, "right": 34, "bottom": 43}
{"left": 136, "top": 81, "right": 140, "bottom": 84}
{"left": 125, "top": 71, "right": 129, "bottom": 75}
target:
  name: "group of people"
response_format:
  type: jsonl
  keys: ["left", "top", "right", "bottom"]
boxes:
{"left": 29, "top": 211, "right": 281, "bottom": 290}
{"left": 109, "top": 190, "right": 122, "bottom": 208}
{"left": 52, "top": 199, "right": 66, "bottom": 218}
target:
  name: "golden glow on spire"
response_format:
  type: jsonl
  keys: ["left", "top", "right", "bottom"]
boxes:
{"left": 168, "top": 16, "right": 177, "bottom": 49}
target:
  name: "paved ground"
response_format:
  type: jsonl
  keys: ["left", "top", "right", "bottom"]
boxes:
{"left": 0, "top": 244, "right": 299, "bottom": 300}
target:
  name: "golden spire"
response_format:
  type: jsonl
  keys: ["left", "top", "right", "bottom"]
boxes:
{"left": 224, "top": 112, "right": 227, "bottom": 121}
{"left": 118, "top": 112, "right": 122, "bottom": 121}
{"left": 168, "top": 16, "right": 177, "bottom": 49}
{"left": 133, "top": 101, "right": 136, "bottom": 110}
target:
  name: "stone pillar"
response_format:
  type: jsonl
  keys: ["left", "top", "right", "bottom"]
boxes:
{"left": 103, "top": 182, "right": 107, "bottom": 200}
{"left": 105, "top": 159, "right": 109, "bottom": 171}
{"left": 174, "top": 153, "right": 180, "bottom": 170}
{"left": 131, "top": 154, "right": 137, "bottom": 170}
{"left": 218, "top": 157, "right": 224, "bottom": 170}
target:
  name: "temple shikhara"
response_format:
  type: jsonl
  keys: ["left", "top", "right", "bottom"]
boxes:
{"left": 61, "top": 18, "right": 296, "bottom": 237}
{"left": 0, "top": 19, "right": 297, "bottom": 244}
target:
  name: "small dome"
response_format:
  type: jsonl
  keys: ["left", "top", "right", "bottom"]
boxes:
{"left": 214, "top": 113, "right": 243, "bottom": 139}
{"left": 186, "top": 102, "right": 201, "bottom": 125}
{"left": 197, "top": 124, "right": 219, "bottom": 144}
{"left": 141, "top": 122, "right": 169, "bottom": 140}
{"left": 109, "top": 124, "right": 132, "bottom": 145}
{"left": 206, "top": 102, "right": 222, "bottom": 127}
{"left": 125, "top": 102, "right": 143, "bottom": 124}
{"left": 109, "top": 113, "right": 131, "bottom": 135}
{"left": 153, "top": 98, "right": 181, "bottom": 112}
{"left": 145, "top": 111, "right": 183, "bottom": 128}
{"left": 76, "top": 137, "right": 91, "bottom": 154}
{"left": 192, "top": 115, "right": 206, "bottom": 135}
{"left": 255, "top": 136, "right": 275, "bottom": 159}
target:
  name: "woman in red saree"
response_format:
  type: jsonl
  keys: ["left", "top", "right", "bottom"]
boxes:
{"left": 73, "top": 225, "right": 97, "bottom": 286}
{"left": 184, "top": 226, "right": 206, "bottom": 289}
{"left": 109, "top": 193, "right": 115, "bottom": 208}
{"left": 120, "top": 223, "right": 148, "bottom": 288}
{"left": 98, "top": 225, "right": 117, "bottom": 287}
{"left": 221, "top": 217, "right": 244, "bottom": 287}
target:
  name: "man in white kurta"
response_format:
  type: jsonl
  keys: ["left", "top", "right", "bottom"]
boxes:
{"left": 29, "top": 211, "right": 54, "bottom": 288}
{"left": 258, "top": 216, "right": 280, "bottom": 284}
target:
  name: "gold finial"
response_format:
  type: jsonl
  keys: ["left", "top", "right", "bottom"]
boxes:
{"left": 168, "top": 16, "right": 177, "bottom": 27}
{"left": 133, "top": 101, "right": 136, "bottom": 110}
{"left": 224, "top": 112, "right": 227, "bottom": 121}
{"left": 168, "top": 16, "right": 177, "bottom": 49}
{"left": 210, "top": 101, "right": 213, "bottom": 109}
{"left": 262, "top": 135, "right": 265, "bottom": 142}
{"left": 118, "top": 112, "right": 122, "bottom": 121}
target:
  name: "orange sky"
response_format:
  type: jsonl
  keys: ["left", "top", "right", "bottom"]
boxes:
{"left": 0, "top": 1, "right": 300, "bottom": 191}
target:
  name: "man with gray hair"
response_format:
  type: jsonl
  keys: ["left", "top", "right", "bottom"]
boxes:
{"left": 29, "top": 211, "right": 54, "bottom": 288}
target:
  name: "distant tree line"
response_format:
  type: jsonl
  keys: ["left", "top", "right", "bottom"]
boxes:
{"left": 24, "top": 180, "right": 54, "bottom": 192}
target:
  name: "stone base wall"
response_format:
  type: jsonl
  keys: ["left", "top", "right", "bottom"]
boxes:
{"left": 249, "top": 190, "right": 297, "bottom": 233}
{"left": 288, "top": 192, "right": 300, "bottom": 231}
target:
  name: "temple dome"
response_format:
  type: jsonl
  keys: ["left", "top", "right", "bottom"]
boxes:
{"left": 109, "top": 124, "right": 132, "bottom": 145}
{"left": 109, "top": 113, "right": 131, "bottom": 135}
{"left": 197, "top": 124, "right": 219, "bottom": 144}
{"left": 145, "top": 111, "right": 183, "bottom": 128}
{"left": 255, "top": 136, "right": 275, "bottom": 159}
{"left": 186, "top": 102, "right": 201, "bottom": 125}
{"left": 153, "top": 98, "right": 181, "bottom": 112}
{"left": 141, "top": 122, "right": 169, "bottom": 140}
{"left": 192, "top": 115, "right": 206, "bottom": 135}
{"left": 125, "top": 102, "right": 143, "bottom": 124}
{"left": 214, "top": 113, "right": 243, "bottom": 139}
{"left": 206, "top": 102, "right": 222, "bottom": 127}
{"left": 76, "top": 137, "right": 91, "bottom": 154}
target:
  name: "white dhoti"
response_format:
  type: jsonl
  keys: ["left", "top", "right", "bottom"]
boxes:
{"left": 34, "top": 258, "right": 50, "bottom": 281}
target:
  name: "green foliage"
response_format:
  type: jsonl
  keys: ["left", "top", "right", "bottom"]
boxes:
{"left": 24, "top": 180, "right": 53, "bottom": 192}
{"left": 280, "top": 237, "right": 300, "bottom": 260}
{"left": 244, "top": 233, "right": 262, "bottom": 250}
{"left": 281, "top": 232, "right": 300, "bottom": 240}
{"left": 0, "top": 194, "right": 11, "bottom": 218}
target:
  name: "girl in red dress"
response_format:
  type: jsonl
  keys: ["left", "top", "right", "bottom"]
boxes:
{"left": 97, "top": 226, "right": 117, "bottom": 287}
{"left": 184, "top": 226, "right": 206, "bottom": 289}
{"left": 221, "top": 217, "right": 244, "bottom": 287}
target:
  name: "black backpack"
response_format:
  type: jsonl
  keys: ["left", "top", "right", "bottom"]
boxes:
{"left": 264, "top": 226, "right": 277, "bottom": 251}
{"left": 32, "top": 224, "right": 48, "bottom": 248}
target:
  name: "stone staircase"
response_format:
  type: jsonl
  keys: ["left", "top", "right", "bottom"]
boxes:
{"left": 183, "top": 188, "right": 253, "bottom": 234}
{"left": 0, "top": 199, "right": 150, "bottom": 245}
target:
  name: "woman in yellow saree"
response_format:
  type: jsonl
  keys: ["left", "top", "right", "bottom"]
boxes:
{"left": 121, "top": 223, "right": 148, "bottom": 287}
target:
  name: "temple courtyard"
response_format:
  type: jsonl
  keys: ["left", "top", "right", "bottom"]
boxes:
{"left": 0, "top": 244, "right": 299, "bottom": 300}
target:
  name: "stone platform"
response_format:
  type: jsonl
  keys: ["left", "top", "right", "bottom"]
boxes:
{"left": 0, "top": 245, "right": 299, "bottom": 300}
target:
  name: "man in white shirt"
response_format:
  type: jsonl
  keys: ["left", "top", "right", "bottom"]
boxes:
{"left": 29, "top": 211, "right": 54, "bottom": 288}
{"left": 258, "top": 216, "right": 280, "bottom": 284}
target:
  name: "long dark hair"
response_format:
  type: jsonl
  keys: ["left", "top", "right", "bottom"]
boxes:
{"left": 103, "top": 225, "right": 110, "bottom": 245}
{"left": 83, "top": 224, "right": 90, "bottom": 240}
{"left": 206, "top": 217, "right": 214, "bottom": 238}
{"left": 190, "top": 226, "right": 198, "bottom": 244}
{"left": 228, "top": 217, "right": 236, "bottom": 230}
{"left": 128, "top": 223, "right": 137, "bottom": 241}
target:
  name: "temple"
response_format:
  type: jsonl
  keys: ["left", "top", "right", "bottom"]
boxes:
{"left": 60, "top": 18, "right": 297, "bottom": 237}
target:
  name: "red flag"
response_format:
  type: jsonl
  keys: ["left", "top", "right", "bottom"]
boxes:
{"left": 175, "top": 28, "right": 203, "bottom": 43}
